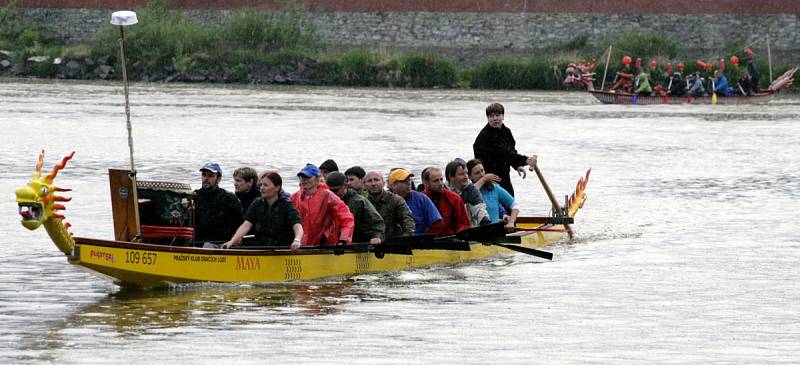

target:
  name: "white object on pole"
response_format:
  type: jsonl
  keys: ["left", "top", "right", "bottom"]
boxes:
{"left": 111, "top": 11, "right": 138, "bottom": 26}
{"left": 111, "top": 9, "right": 141, "bottom": 239}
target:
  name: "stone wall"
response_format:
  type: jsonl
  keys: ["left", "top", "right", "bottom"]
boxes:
{"left": 7, "top": 1, "right": 800, "bottom": 64}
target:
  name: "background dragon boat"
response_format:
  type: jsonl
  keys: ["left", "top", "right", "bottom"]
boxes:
{"left": 564, "top": 61, "right": 797, "bottom": 105}
{"left": 16, "top": 151, "right": 590, "bottom": 288}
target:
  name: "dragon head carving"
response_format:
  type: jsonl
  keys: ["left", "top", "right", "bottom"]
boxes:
{"left": 16, "top": 150, "right": 76, "bottom": 254}
{"left": 564, "top": 61, "right": 597, "bottom": 91}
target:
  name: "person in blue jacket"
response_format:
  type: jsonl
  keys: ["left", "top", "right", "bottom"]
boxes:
{"left": 714, "top": 70, "right": 732, "bottom": 96}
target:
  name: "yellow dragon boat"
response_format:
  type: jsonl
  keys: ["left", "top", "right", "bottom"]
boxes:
{"left": 16, "top": 150, "right": 590, "bottom": 288}
{"left": 15, "top": 11, "right": 590, "bottom": 288}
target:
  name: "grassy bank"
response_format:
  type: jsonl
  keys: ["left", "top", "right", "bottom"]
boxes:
{"left": 0, "top": 1, "right": 795, "bottom": 91}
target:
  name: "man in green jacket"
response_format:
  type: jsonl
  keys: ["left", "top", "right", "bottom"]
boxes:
{"left": 635, "top": 71, "right": 652, "bottom": 95}
{"left": 364, "top": 170, "right": 416, "bottom": 239}
{"left": 327, "top": 172, "right": 385, "bottom": 244}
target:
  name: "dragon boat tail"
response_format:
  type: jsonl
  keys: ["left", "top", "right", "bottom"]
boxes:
{"left": 17, "top": 150, "right": 590, "bottom": 287}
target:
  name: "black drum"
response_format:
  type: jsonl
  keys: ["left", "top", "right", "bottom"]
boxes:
{"left": 137, "top": 180, "right": 195, "bottom": 245}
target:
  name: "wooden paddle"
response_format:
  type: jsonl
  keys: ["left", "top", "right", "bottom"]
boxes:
{"left": 531, "top": 165, "right": 574, "bottom": 239}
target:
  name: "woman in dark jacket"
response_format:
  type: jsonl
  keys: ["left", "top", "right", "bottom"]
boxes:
{"left": 222, "top": 171, "right": 303, "bottom": 250}
{"left": 669, "top": 72, "right": 687, "bottom": 96}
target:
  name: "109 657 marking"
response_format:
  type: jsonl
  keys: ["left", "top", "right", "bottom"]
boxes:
{"left": 125, "top": 251, "right": 157, "bottom": 265}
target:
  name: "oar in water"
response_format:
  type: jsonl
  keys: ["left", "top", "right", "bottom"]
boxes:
{"left": 454, "top": 222, "right": 507, "bottom": 241}
{"left": 233, "top": 242, "right": 414, "bottom": 256}
{"left": 356, "top": 242, "right": 412, "bottom": 255}
{"left": 490, "top": 242, "right": 553, "bottom": 260}
{"left": 311, "top": 236, "right": 473, "bottom": 256}
{"left": 218, "top": 234, "right": 469, "bottom": 254}
{"left": 514, "top": 227, "right": 566, "bottom": 232}
{"left": 531, "top": 165, "right": 574, "bottom": 239}
{"left": 212, "top": 234, "right": 413, "bottom": 255}
{"left": 391, "top": 234, "right": 471, "bottom": 251}
{"left": 454, "top": 223, "right": 553, "bottom": 260}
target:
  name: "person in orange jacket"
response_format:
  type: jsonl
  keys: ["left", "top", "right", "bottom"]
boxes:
{"left": 290, "top": 163, "right": 355, "bottom": 246}
{"left": 612, "top": 65, "right": 635, "bottom": 93}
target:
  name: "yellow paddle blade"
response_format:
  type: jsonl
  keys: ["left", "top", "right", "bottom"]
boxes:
{"left": 711, "top": 79, "right": 717, "bottom": 105}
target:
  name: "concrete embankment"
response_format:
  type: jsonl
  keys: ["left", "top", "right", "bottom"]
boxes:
{"left": 4, "top": 0, "right": 800, "bottom": 65}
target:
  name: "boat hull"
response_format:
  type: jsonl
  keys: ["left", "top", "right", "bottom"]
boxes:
{"left": 589, "top": 90, "right": 776, "bottom": 105}
{"left": 70, "top": 222, "right": 564, "bottom": 287}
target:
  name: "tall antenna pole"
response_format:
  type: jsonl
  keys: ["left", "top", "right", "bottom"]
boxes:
{"left": 600, "top": 45, "right": 612, "bottom": 91}
{"left": 767, "top": 35, "right": 773, "bottom": 83}
{"left": 119, "top": 27, "right": 135, "bottom": 173}
{"left": 111, "top": 10, "right": 141, "bottom": 240}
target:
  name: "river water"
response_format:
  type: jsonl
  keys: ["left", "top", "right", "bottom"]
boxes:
{"left": 1, "top": 80, "right": 798, "bottom": 364}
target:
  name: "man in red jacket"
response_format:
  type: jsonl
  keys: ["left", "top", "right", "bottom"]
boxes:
{"left": 421, "top": 167, "right": 471, "bottom": 237}
{"left": 290, "top": 163, "right": 354, "bottom": 245}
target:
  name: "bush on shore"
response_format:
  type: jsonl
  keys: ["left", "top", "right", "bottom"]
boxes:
{"left": 92, "top": 1, "right": 212, "bottom": 77}
{"left": 594, "top": 29, "right": 682, "bottom": 61}
{"left": 310, "top": 50, "right": 457, "bottom": 88}
{"left": 336, "top": 49, "right": 387, "bottom": 86}
{"left": 470, "top": 59, "right": 567, "bottom": 90}
{"left": 0, "top": 1, "right": 66, "bottom": 77}
{"left": 0, "top": 2, "right": 65, "bottom": 51}
{"left": 400, "top": 52, "right": 457, "bottom": 88}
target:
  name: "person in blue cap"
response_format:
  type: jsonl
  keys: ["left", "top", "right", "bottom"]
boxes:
{"left": 289, "top": 163, "right": 354, "bottom": 246}
{"left": 194, "top": 162, "right": 243, "bottom": 245}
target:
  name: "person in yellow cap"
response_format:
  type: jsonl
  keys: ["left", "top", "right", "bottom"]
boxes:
{"left": 388, "top": 168, "right": 442, "bottom": 235}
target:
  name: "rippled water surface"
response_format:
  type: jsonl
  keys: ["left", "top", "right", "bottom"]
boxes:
{"left": 1, "top": 80, "right": 799, "bottom": 364}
